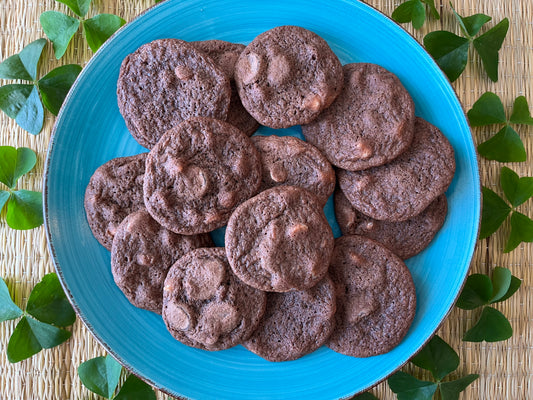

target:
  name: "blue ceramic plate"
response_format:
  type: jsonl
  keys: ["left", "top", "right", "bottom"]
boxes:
{"left": 44, "top": 0, "right": 480, "bottom": 399}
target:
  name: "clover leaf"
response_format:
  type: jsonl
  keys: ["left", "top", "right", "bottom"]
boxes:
{"left": 468, "top": 92, "right": 530, "bottom": 162}
{"left": 423, "top": 4, "right": 508, "bottom": 82}
{"left": 1, "top": 273, "right": 76, "bottom": 363}
{"left": 388, "top": 336, "right": 478, "bottom": 400}
{"left": 41, "top": 0, "right": 126, "bottom": 59}
{"left": 392, "top": 0, "right": 440, "bottom": 30}
{"left": 79, "top": 354, "right": 156, "bottom": 399}
{"left": 479, "top": 167, "right": 533, "bottom": 251}
{"left": 462, "top": 307, "right": 512, "bottom": 342}
{"left": 0, "top": 39, "right": 82, "bottom": 134}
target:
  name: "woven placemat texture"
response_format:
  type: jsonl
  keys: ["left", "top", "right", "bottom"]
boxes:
{"left": 0, "top": 0, "right": 531, "bottom": 399}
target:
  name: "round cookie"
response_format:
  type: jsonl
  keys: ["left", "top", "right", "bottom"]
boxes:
{"left": 302, "top": 63, "right": 415, "bottom": 171}
{"left": 143, "top": 117, "right": 262, "bottom": 235}
{"left": 225, "top": 186, "right": 334, "bottom": 292}
{"left": 84, "top": 153, "right": 147, "bottom": 250}
{"left": 338, "top": 117, "right": 455, "bottom": 221}
{"left": 111, "top": 210, "right": 213, "bottom": 314}
{"left": 191, "top": 40, "right": 260, "bottom": 136}
{"left": 327, "top": 235, "right": 416, "bottom": 357}
{"left": 334, "top": 190, "right": 448, "bottom": 259}
{"left": 244, "top": 275, "right": 336, "bottom": 362}
{"left": 234, "top": 25, "right": 343, "bottom": 128}
{"left": 117, "top": 39, "right": 231, "bottom": 149}
{"left": 162, "top": 247, "right": 266, "bottom": 351}
{"left": 251, "top": 135, "right": 335, "bottom": 205}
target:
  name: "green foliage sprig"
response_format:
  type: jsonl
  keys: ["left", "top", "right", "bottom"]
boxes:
{"left": 78, "top": 355, "right": 157, "bottom": 399}
{"left": 41, "top": 0, "right": 126, "bottom": 60}
{"left": 423, "top": 3, "right": 508, "bottom": 82}
{"left": 0, "top": 274, "right": 76, "bottom": 363}
{"left": 468, "top": 92, "right": 533, "bottom": 162}
{"left": 0, "top": 39, "right": 81, "bottom": 135}
{"left": 0, "top": 146, "right": 43, "bottom": 230}
{"left": 392, "top": 0, "right": 440, "bottom": 30}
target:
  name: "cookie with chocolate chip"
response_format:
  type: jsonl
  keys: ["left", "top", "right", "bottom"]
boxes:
{"left": 244, "top": 275, "right": 336, "bottom": 362}
{"left": 251, "top": 135, "right": 335, "bottom": 205}
{"left": 327, "top": 235, "right": 416, "bottom": 357}
{"left": 335, "top": 190, "right": 448, "bottom": 259}
{"left": 338, "top": 117, "right": 455, "bottom": 221}
{"left": 191, "top": 40, "right": 259, "bottom": 136}
{"left": 117, "top": 39, "right": 231, "bottom": 148}
{"left": 143, "top": 117, "right": 262, "bottom": 235}
{"left": 302, "top": 63, "right": 415, "bottom": 171}
{"left": 234, "top": 25, "right": 343, "bottom": 128}
{"left": 225, "top": 186, "right": 334, "bottom": 292}
{"left": 162, "top": 247, "right": 266, "bottom": 351}
{"left": 84, "top": 153, "right": 147, "bottom": 250}
{"left": 111, "top": 210, "right": 213, "bottom": 314}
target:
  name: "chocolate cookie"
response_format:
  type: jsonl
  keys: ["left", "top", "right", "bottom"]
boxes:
{"left": 191, "top": 40, "right": 260, "bottom": 136}
{"left": 302, "top": 63, "right": 415, "bottom": 171}
{"left": 162, "top": 247, "right": 266, "bottom": 351}
{"left": 84, "top": 153, "right": 147, "bottom": 250}
{"left": 327, "top": 235, "right": 416, "bottom": 357}
{"left": 143, "top": 117, "right": 262, "bottom": 235}
{"left": 251, "top": 135, "right": 335, "bottom": 205}
{"left": 335, "top": 190, "right": 448, "bottom": 259}
{"left": 225, "top": 186, "right": 334, "bottom": 292}
{"left": 338, "top": 117, "right": 455, "bottom": 221}
{"left": 244, "top": 276, "right": 336, "bottom": 362}
{"left": 234, "top": 25, "right": 343, "bottom": 128}
{"left": 117, "top": 39, "right": 231, "bottom": 148}
{"left": 111, "top": 210, "right": 213, "bottom": 314}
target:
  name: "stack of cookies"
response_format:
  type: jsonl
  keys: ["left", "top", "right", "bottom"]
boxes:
{"left": 84, "top": 25, "right": 455, "bottom": 361}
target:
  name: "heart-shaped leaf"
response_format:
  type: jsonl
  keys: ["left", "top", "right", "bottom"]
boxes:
{"left": 0, "top": 146, "right": 37, "bottom": 189}
{"left": 477, "top": 125, "right": 526, "bottom": 162}
{"left": 411, "top": 335, "right": 459, "bottom": 381}
{"left": 78, "top": 355, "right": 122, "bottom": 398}
{"left": 495, "top": 274, "right": 521, "bottom": 303}
{"left": 452, "top": 7, "right": 491, "bottom": 38}
{"left": 6, "top": 189, "right": 43, "bottom": 230}
{"left": 500, "top": 166, "right": 533, "bottom": 208}
{"left": 463, "top": 306, "right": 512, "bottom": 342}
{"left": 509, "top": 96, "right": 533, "bottom": 125}
{"left": 479, "top": 187, "right": 511, "bottom": 239}
{"left": 0, "top": 39, "right": 47, "bottom": 81}
{"left": 439, "top": 374, "right": 479, "bottom": 400}
{"left": 38, "top": 64, "right": 82, "bottom": 115}
{"left": 489, "top": 267, "right": 512, "bottom": 304}
{"left": 114, "top": 374, "right": 157, "bottom": 400}
{"left": 83, "top": 14, "right": 126, "bottom": 53}
{"left": 0, "top": 277, "right": 23, "bottom": 322}
{"left": 456, "top": 274, "right": 492, "bottom": 310}
{"left": 57, "top": 0, "right": 92, "bottom": 18}
{"left": 467, "top": 92, "right": 506, "bottom": 126}
{"left": 473, "top": 18, "right": 509, "bottom": 82}
{"left": 26, "top": 272, "right": 76, "bottom": 327}
{"left": 423, "top": 31, "right": 470, "bottom": 82}
{"left": 504, "top": 211, "right": 533, "bottom": 253}
{"left": 0, "top": 84, "right": 44, "bottom": 135}
{"left": 388, "top": 371, "right": 438, "bottom": 400}
{"left": 40, "top": 11, "right": 80, "bottom": 59}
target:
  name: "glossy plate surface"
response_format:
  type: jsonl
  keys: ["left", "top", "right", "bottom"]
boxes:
{"left": 44, "top": 0, "right": 480, "bottom": 399}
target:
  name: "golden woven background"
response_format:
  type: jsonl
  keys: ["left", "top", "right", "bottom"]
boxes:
{"left": 0, "top": 0, "right": 531, "bottom": 398}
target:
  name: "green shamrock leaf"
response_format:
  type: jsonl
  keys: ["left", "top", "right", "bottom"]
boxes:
{"left": 7, "top": 315, "right": 72, "bottom": 363}
{"left": 463, "top": 307, "right": 512, "bottom": 342}
{"left": 439, "top": 374, "right": 480, "bottom": 400}
{"left": 500, "top": 166, "right": 533, "bottom": 208}
{"left": 114, "top": 374, "right": 157, "bottom": 400}
{"left": 0, "top": 84, "right": 44, "bottom": 135}
{"left": 83, "top": 14, "right": 126, "bottom": 53}
{"left": 477, "top": 126, "right": 526, "bottom": 162}
{"left": 0, "top": 38, "right": 46, "bottom": 81}
{"left": 388, "top": 371, "right": 438, "bottom": 400}
{"left": 57, "top": 0, "right": 92, "bottom": 18}
{"left": 25, "top": 272, "right": 76, "bottom": 327}
{"left": 38, "top": 64, "right": 82, "bottom": 115}
{"left": 5, "top": 189, "right": 43, "bottom": 230}
{"left": 505, "top": 211, "right": 533, "bottom": 252}
{"left": 411, "top": 335, "right": 459, "bottom": 381}
{"left": 467, "top": 92, "right": 506, "bottom": 126}
{"left": 78, "top": 355, "right": 123, "bottom": 398}
{"left": 0, "top": 146, "right": 37, "bottom": 189}
{"left": 479, "top": 186, "right": 511, "bottom": 239}
{"left": 392, "top": 0, "right": 439, "bottom": 30}
{"left": 0, "top": 277, "right": 23, "bottom": 322}
{"left": 40, "top": 11, "right": 80, "bottom": 60}
{"left": 509, "top": 96, "right": 533, "bottom": 125}
{"left": 423, "top": 5, "right": 508, "bottom": 82}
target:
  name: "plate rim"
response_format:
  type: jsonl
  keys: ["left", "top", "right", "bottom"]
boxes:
{"left": 42, "top": 0, "right": 481, "bottom": 398}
